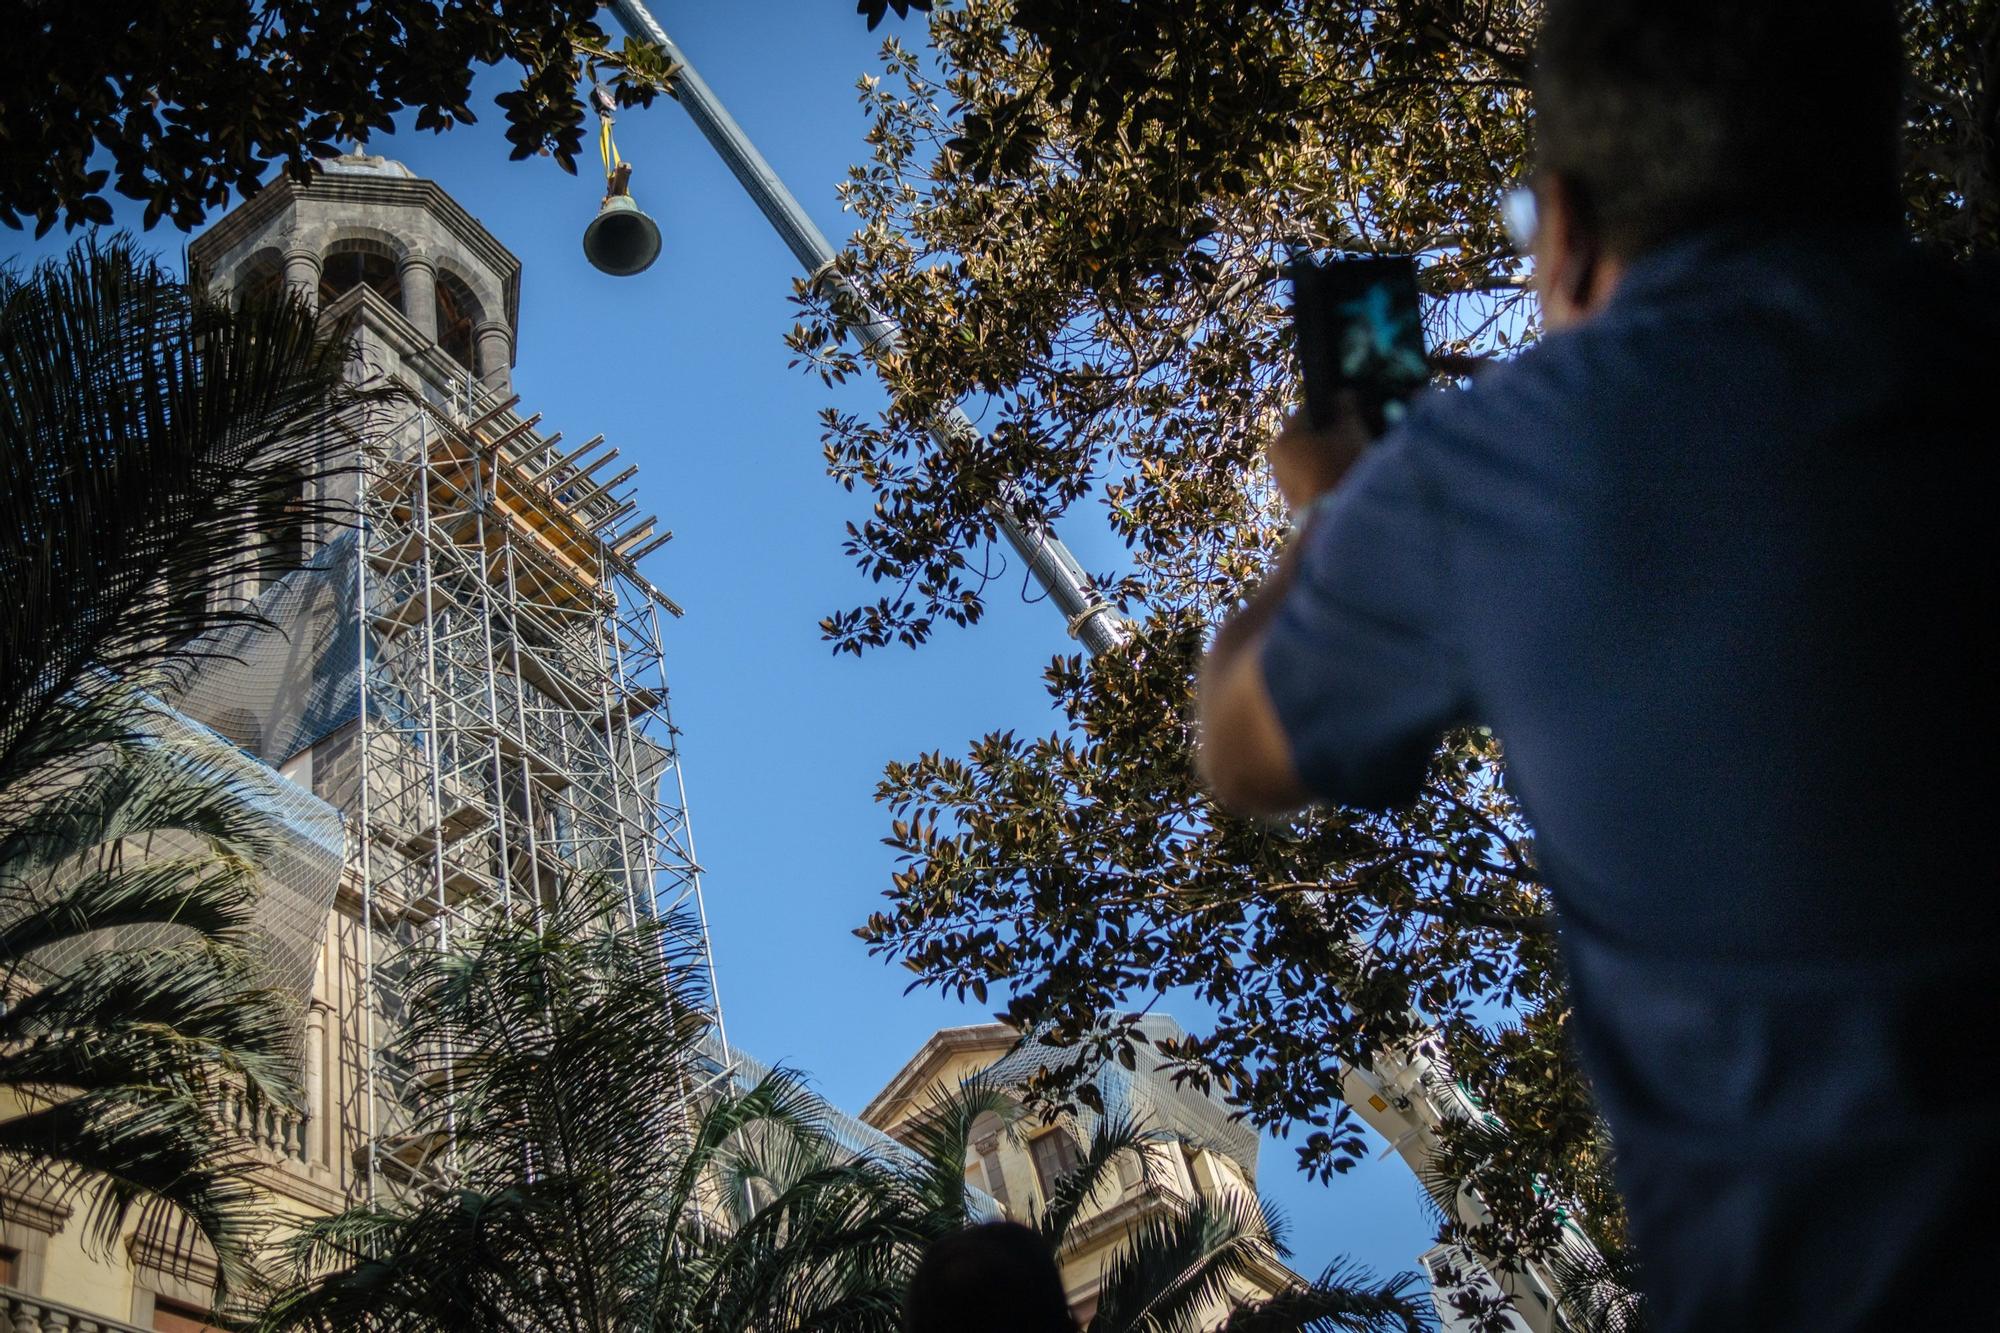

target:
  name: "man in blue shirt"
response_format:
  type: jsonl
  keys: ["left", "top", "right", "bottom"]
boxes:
{"left": 1198, "top": 2, "right": 1996, "bottom": 1327}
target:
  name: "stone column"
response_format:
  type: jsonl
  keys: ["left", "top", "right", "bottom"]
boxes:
{"left": 474, "top": 319, "right": 514, "bottom": 397}
{"left": 282, "top": 245, "right": 322, "bottom": 311}
{"left": 398, "top": 253, "right": 439, "bottom": 341}
{"left": 305, "top": 1000, "right": 329, "bottom": 1167}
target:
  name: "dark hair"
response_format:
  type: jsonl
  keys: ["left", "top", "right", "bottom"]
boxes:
{"left": 1532, "top": 0, "right": 1904, "bottom": 256}
{"left": 904, "top": 1222, "right": 1077, "bottom": 1333}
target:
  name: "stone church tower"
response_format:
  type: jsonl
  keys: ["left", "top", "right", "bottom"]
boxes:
{"left": 2, "top": 155, "right": 711, "bottom": 1332}
{"left": 192, "top": 152, "right": 520, "bottom": 401}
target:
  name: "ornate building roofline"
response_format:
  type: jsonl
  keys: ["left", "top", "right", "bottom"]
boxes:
{"left": 858, "top": 1022, "right": 1017, "bottom": 1130}
{"left": 188, "top": 162, "right": 523, "bottom": 333}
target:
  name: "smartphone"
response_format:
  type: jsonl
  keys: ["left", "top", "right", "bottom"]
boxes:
{"left": 1289, "top": 252, "right": 1429, "bottom": 437}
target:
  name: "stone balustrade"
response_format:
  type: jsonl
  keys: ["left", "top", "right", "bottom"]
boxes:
{"left": 1, "top": 1285, "right": 147, "bottom": 1333}
{"left": 218, "top": 1087, "right": 310, "bottom": 1165}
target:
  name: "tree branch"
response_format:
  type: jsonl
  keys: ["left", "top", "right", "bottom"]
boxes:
{"left": 1263, "top": 880, "right": 1554, "bottom": 936}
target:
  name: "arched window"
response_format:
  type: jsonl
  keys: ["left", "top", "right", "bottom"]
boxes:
{"left": 318, "top": 244, "right": 402, "bottom": 308}
{"left": 434, "top": 270, "right": 482, "bottom": 372}
{"left": 231, "top": 249, "right": 285, "bottom": 308}
{"left": 1029, "top": 1127, "right": 1082, "bottom": 1205}
{"left": 969, "top": 1109, "right": 1013, "bottom": 1213}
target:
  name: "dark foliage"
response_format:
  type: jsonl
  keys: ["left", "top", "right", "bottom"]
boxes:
{"left": 858, "top": 0, "right": 936, "bottom": 31}
{"left": 1, "top": 687, "right": 302, "bottom": 1300}
{"left": 0, "top": 237, "right": 377, "bottom": 791}
{"left": 0, "top": 1, "right": 676, "bottom": 235}
{"left": 808, "top": 1, "right": 1997, "bottom": 1326}
{"left": 256, "top": 875, "right": 927, "bottom": 1333}
{"left": 1, "top": 236, "right": 384, "bottom": 1301}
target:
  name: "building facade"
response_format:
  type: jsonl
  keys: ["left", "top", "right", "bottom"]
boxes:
{"left": 3, "top": 155, "right": 716, "bottom": 1332}
{"left": 860, "top": 1018, "right": 1300, "bottom": 1328}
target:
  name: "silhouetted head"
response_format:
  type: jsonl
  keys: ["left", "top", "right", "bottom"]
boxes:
{"left": 904, "top": 1221, "right": 1078, "bottom": 1333}
{"left": 1525, "top": 0, "right": 1903, "bottom": 327}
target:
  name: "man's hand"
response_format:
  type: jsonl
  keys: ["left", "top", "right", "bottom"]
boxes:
{"left": 1268, "top": 393, "right": 1372, "bottom": 514}
{"left": 1271, "top": 355, "right": 1488, "bottom": 512}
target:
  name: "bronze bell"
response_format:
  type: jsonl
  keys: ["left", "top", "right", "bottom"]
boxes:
{"left": 583, "top": 193, "right": 661, "bottom": 277}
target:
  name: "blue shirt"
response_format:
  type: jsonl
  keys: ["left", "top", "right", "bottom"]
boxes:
{"left": 1262, "top": 224, "right": 1996, "bottom": 968}
{"left": 1261, "top": 221, "right": 2000, "bottom": 1331}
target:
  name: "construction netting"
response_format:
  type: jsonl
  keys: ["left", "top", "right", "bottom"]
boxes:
{"left": 167, "top": 531, "right": 372, "bottom": 769}
{"left": 2, "top": 689, "right": 346, "bottom": 1059}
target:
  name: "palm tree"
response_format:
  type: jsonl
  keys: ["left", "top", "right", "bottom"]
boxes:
{"left": 1, "top": 235, "right": 364, "bottom": 788}
{"left": 258, "top": 872, "right": 922, "bottom": 1333}
{"left": 656, "top": 1074, "right": 927, "bottom": 1332}
{"left": 2, "top": 236, "right": 374, "bottom": 1295}
{"left": 1097, "top": 1200, "right": 1429, "bottom": 1333}
{"left": 0, "top": 688, "right": 301, "bottom": 1297}
{"left": 258, "top": 879, "right": 1431, "bottom": 1333}
{"left": 902, "top": 1081, "right": 1434, "bottom": 1333}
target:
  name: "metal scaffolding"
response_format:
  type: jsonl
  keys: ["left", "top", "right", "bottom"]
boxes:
{"left": 344, "top": 389, "right": 724, "bottom": 1198}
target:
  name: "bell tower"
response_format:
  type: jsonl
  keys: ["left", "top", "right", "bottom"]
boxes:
{"left": 179, "top": 156, "right": 720, "bottom": 1212}
{"left": 190, "top": 152, "right": 521, "bottom": 400}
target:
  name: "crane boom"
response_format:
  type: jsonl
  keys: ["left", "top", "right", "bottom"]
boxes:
{"left": 606, "top": 1, "right": 1126, "bottom": 658}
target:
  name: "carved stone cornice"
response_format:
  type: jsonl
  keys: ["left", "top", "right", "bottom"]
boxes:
{"left": 0, "top": 1178, "right": 71, "bottom": 1236}
{"left": 188, "top": 168, "right": 521, "bottom": 330}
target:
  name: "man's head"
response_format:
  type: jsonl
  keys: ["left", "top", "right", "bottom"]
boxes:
{"left": 1528, "top": 0, "right": 1903, "bottom": 327}
{"left": 904, "top": 1221, "right": 1077, "bottom": 1333}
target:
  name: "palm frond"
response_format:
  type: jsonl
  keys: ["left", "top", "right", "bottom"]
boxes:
{"left": 0, "top": 685, "right": 151, "bottom": 823}
{"left": 0, "top": 1090, "right": 270, "bottom": 1298}
{"left": 1036, "top": 1109, "right": 1154, "bottom": 1249}
{"left": 686, "top": 1159, "right": 918, "bottom": 1333}
{"left": 629, "top": 1071, "right": 881, "bottom": 1332}
{"left": 1, "top": 938, "right": 297, "bottom": 1108}
{"left": 257, "top": 1188, "right": 550, "bottom": 1333}
{"left": 0, "top": 851, "right": 258, "bottom": 965}
{"left": 1545, "top": 1221, "right": 1649, "bottom": 1333}
{"left": 1086, "top": 1189, "right": 1287, "bottom": 1333}
{"left": 716, "top": 1110, "right": 850, "bottom": 1226}
{"left": 0, "top": 696, "right": 290, "bottom": 879}
{"left": 1213, "top": 1261, "right": 1436, "bottom": 1333}
{"left": 265, "top": 1205, "right": 417, "bottom": 1279}
{"left": 0, "top": 237, "right": 374, "bottom": 1318}
{"left": 253, "top": 875, "right": 732, "bottom": 1332}
{"left": 0, "top": 235, "right": 394, "bottom": 789}
{"left": 897, "top": 1076, "right": 1020, "bottom": 1230}
{"left": 656, "top": 1069, "right": 845, "bottom": 1223}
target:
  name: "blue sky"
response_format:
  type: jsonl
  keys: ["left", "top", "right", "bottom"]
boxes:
{"left": 6, "top": 1, "right": 1437, "bottom": 1283}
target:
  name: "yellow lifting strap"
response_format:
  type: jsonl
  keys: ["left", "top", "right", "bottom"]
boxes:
{"left": 591, "top": 83, "right": 626, "bottom": 193}
{"left": 599, "top": 116, "right": 622, "bottom": 182}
